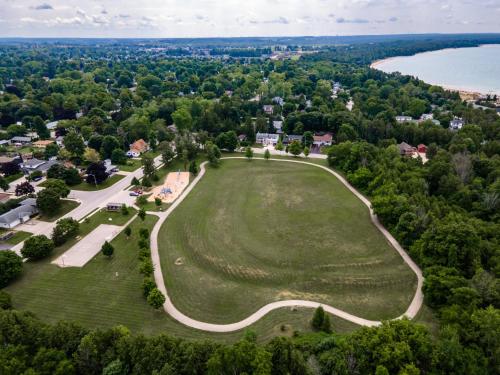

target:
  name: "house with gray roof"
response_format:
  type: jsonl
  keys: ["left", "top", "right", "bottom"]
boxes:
{"left": 10, "top": 136, "right": 32, "bottom": 145}
{"left": 0, "top": 198, "right": 38, "bottom": 229}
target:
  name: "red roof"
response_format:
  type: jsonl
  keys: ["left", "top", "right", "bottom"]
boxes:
{"left": 313, "top": 133, "right": 333, "bottom": 142}
{"left": 130, "top": 139, "right": 148, "bottom": 153}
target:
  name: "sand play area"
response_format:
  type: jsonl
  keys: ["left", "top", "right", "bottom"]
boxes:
{"left": 148, "top": 171, "right": 190, "bottom": 204}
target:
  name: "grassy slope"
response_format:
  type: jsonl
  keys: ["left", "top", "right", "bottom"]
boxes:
{"left": 159, "top": 159, "right": 417, "bottom": 324}
{"left": 6, "top": 212, "right": 358, "bottom": 342}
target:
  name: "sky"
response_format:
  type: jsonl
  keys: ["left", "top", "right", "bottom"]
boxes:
{"left": 1, "top": 0, "right": 500, "bottom": 38}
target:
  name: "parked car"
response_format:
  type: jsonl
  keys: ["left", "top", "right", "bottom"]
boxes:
{"left": 129, "top": 191, "right": 140, "bottom": 196}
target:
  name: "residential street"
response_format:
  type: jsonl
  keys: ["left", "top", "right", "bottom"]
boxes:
{"left": 10, "top": 156, "right": 162, "bottom": 256}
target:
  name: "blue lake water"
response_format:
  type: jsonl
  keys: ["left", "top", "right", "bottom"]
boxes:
{"left": 373, "top": 45, "right": 500, "bottom": 95}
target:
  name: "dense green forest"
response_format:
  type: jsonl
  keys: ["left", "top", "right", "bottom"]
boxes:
{"left": 0, "top": 36, "right": 499, "bottom": 374}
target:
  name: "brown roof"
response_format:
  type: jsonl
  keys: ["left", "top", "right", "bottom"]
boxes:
{"left": 33, "top": 140, "right": 55, "bottom": 147}
{"left": 130, "top": 139, "right": 148, "bottom": 153}
{"left": 313, "top": 133, "right": 333, "bottom": 142}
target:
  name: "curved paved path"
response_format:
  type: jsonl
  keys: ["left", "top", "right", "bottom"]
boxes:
{"left": 150, "top": 157, "right": 423, "bottom": 332}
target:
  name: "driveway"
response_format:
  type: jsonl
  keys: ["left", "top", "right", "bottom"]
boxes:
{"left": 52, "top": 224, "right": 122, "bottom": 267}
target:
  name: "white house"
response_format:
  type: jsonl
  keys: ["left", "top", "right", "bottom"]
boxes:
{"left": 0, "top": 198, "right": 38, "bottom": 229}
{"left": 256, "top": 132, "right": 279, "bottom": 146}
{"left": 313, "top": 133, "right": 333, "bottom": 147}
{"left": 450, "top": 117, "right": 465, "bottom": 130}
{"left": 396, "top": 116, "right": 414, "bottom": 123}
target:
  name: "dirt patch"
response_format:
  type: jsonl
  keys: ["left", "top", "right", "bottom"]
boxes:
{"left": 277, "top": 290, "right": 331, "bottom": 301}
{"left": 148, "top": 172, "right": 190, "bottom": 204}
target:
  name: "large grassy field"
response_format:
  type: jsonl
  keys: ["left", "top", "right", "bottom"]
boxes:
{"left": 158, "top": 159, "right": 417, "bottom": 324}
{"left": 5, "top": 211, "right": 359, "bottom": 342}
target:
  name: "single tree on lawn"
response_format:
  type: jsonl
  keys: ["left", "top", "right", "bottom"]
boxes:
{"left": 101, "top": 241, "right": 114, "bottom": 258}
{"left": 0, "top": 177, "right": 10, "bottom": 192}
{"left": 138, "top": 208, "right": 146, "bottom": 221}
{"left": 264, "top": 149, "right": 271, "bottom": 160}
{"left": 321, "top": 313, "right": 332, "bottom": 333}
{"left": 275, "top": 139, "right": 284, "bottom": 151}
{"left": 303, "top": 146, "right": 310, "bottom": 158}
{"left": 86, "top": 162, "right": 108, "bottom": 185}
{"left": 52, "top": 218, "right": 79, "bottom": 246}
{"left": 141, "top": 154, "right": 155, "bottom": 180}
{"left": 15, "top": 181, "right": 35, "bottom": 196}
{"left": 147, "top": 288, "right": 166, "bottom": 309}
{"left": 311, "top": 306, "right": 325, "bottom": 331}
{"left": 42, "top": 179, "right": 70, "bottom": 198}
{"left": 121, "top": 205, "right": 129, "bottom": 215}
{"left": 0, "top": 250, "right": 23, "bottom": 288}
{"left": 289, "top": 140, "right": 303, "bottom": 157}
{"left": 245, "top": 146, "right": 253, "bottom": 160}
{"left": 131, "top": 177, "right": 140, "bottom": 186}
{"left": 63, "top": 168, "right": 82, "bottom": 186}
{"left": 189, "top": 160, "right": 198, "bottom": 175}
{"left": 206, "top": 141, "right": 221, "bottom": 167}
{"left": 37, "top": 188, "right": 62, "bottom": 214}
{"left": 111, "top": 148, "right": 127, "bottom": 165}
{"left": 124, "top": 226, "right": 132, "bottom": 238}
{"left": 21, "top": 235, "right": 54, "bottom": 260}
{"left": 155, "top": 197, "right": 162, "bottom": 208}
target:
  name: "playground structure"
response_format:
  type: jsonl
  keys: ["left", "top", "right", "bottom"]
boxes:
{"left": 148, "top": 171, "right": 190, "bottom": 204}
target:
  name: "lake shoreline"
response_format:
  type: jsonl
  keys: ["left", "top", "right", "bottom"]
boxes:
{"left": 370, "top": 44, "right": 500, "bottom": 98}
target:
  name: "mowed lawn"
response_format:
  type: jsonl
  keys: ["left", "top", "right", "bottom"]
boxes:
{"left": 5, "top": 211, "right": 359, "bottom": 342}
{"left": 158, "top": 159, "right": 417, "bottom": 324}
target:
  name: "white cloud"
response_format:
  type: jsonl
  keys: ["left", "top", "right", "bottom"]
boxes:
{"left": 0, "top": 0, "right": 498, "bottom": 37}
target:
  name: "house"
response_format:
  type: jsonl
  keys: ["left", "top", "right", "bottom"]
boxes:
{"left": 21, "top": 158, "right": 46, "bottom": 171}
{"left": 272, "top": 97, "right": 284, "bottom": 106}
{"left": 417, "top": 144, "right": 428, "bottom": 153}
{"left": 418, "top": 113, "right": 441, "bottom": 125}
{"left": 398, "top": 142, "right": 417, "bottom": 156}
{"left": 21, "top": 158, "right": 59, "bottom": 173}
{"left": 283, "top": 135, "right": 303, "bottom": 145}
{"left": 256, "top": 133, "right": 279, "bottom": 146}
{"left": 127, "top": 139, "right": 149, "bottom": 158}
{"left": 46, "top": 121, "right": 59, "bottom": 130}
{"left": 55, "top": 136, "right": 64, "bottom": 147}
{"left": 10, "top": 136, "right": 32, "bottom": 146}
{"left": 0, "top": 198, "right": 38, "bottom": 229}
{"left": 272, "top": 121, "right": 283, "bottom": 132}
{"left": 0, "top": 140, "right": 10, "bottom": 147}
{"left": 32, "top": 140, "right": 55, "bottom": 149}
{"left": 313, "top": 133, "right": 333, "bottom": 148}
{"left": 450, "top": 117, "right": 465, "bottom": 130}
{"left": 104, "top": 159, "right": 118, "bottom": 175}
{"left": 106, "top": 202, "right": 124, "bottom": 212}
{"left": 263, "top": 105, "right": 274, "bottom": 115}
{"left": 396, "top": 116, "right": 414, "bottom": 123}
{"left": 167, "top": 124, "right": 178, "bottom": 133}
